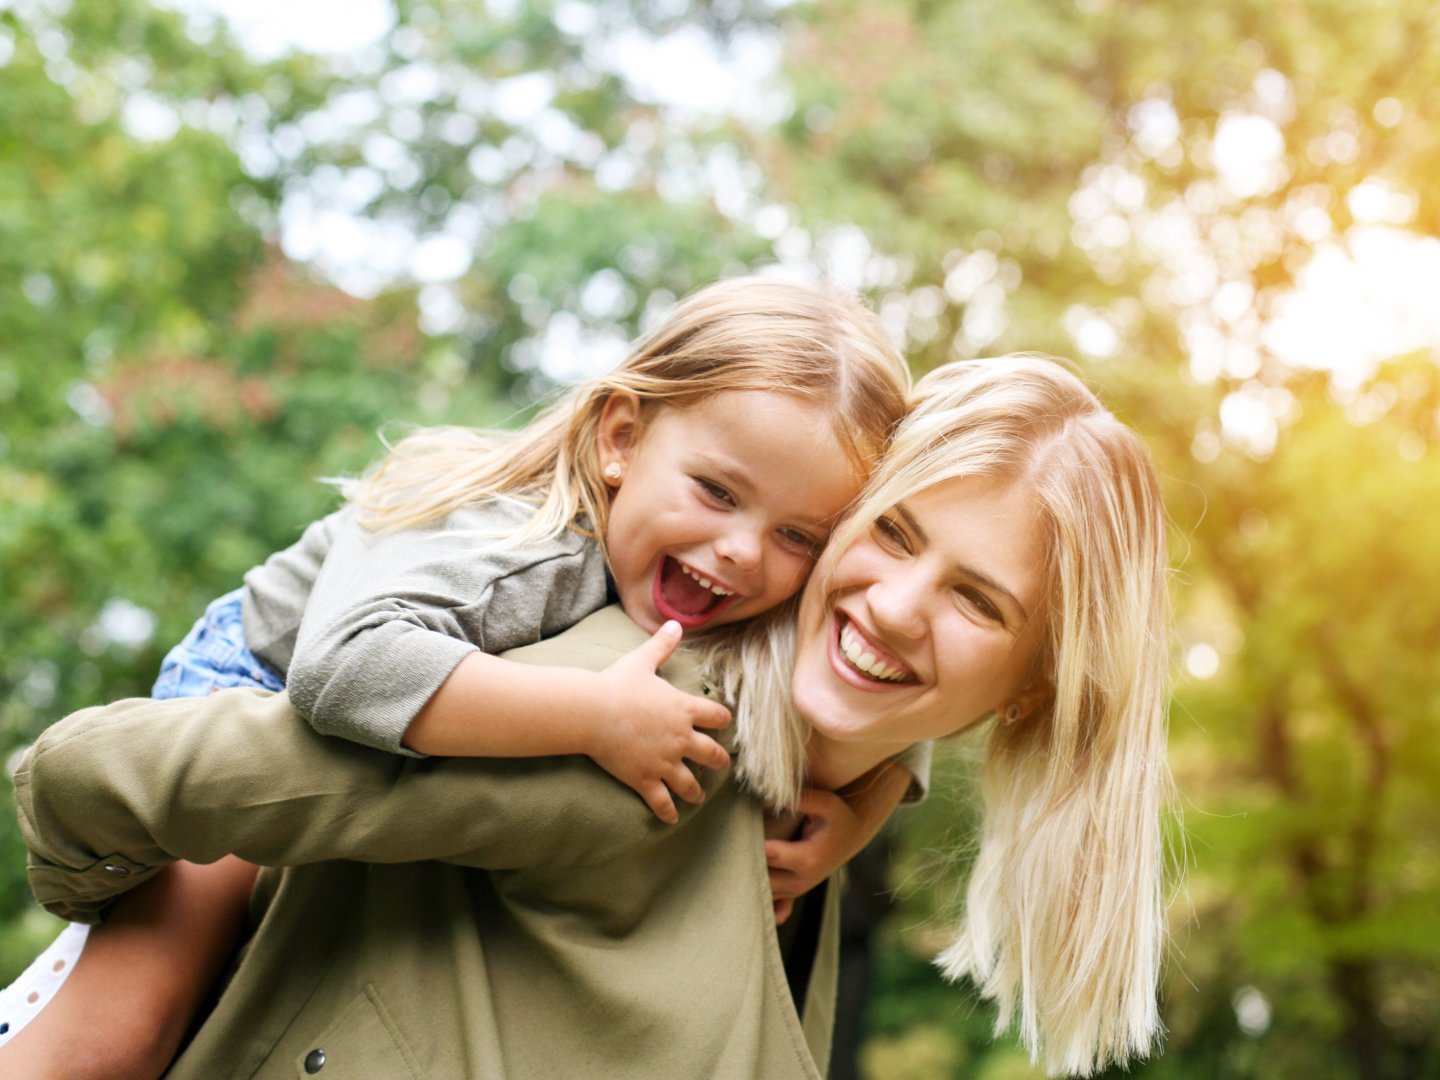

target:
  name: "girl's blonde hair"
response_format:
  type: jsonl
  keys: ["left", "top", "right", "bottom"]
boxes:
{"left": 712, "top": 354, "right": 1172, "bottom": 1077}
{"left": 343, "top": 276, "right": 911, "bottom": 549}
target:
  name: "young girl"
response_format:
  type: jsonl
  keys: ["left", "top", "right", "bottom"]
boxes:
{"left": 0, "top": 275, "right": 915, "bottom": 1071}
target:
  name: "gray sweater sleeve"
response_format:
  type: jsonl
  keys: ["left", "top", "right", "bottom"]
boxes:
{"left": 285, "top": 499, "right": 611, "bottom": 755}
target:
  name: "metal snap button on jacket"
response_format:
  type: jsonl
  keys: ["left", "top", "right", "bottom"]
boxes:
{"left": 303, "top": 1048, "right": 326, "bottom": 1073}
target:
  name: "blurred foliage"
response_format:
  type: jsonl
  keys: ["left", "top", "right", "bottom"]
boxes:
{"left": 2, "top": 1, "right": 1438, "bottom": 1077}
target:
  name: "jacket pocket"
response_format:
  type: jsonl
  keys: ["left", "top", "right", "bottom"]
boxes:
{"left": 291, "top": 984, "right": 420, "bottom": 1079}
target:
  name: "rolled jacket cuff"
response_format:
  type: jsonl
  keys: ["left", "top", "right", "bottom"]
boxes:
{"left": 25, "top": 852, "right": 158, "bottom": 924}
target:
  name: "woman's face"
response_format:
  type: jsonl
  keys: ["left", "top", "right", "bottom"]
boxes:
{"left": 791, "top": 474, "right": 1048, "bottom": 756}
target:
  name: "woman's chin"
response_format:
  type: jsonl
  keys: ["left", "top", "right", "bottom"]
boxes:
{"left": 792, "top": 671, "right": 870, "bottom": 745}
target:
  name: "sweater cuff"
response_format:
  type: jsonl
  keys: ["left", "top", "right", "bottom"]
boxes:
{"left": 895, "top": 741, "right": 933, "bottom": 803}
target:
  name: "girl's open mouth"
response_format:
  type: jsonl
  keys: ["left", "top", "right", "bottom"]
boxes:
{"left": 653, "top": 556, "right": 742, "bottom": 629}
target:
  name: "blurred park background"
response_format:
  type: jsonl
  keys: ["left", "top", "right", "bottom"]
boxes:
{"left": 2, "top": 1, "right": 1438, "bottom": 1077}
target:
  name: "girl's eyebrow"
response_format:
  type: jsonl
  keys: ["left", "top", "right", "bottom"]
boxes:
{"left": 893, "top": 502, "right": 1031, "bottom": 625}
{"left": 699, "top": 453, "right": 833, "bottom": 531}
{"left": 693, "top": 452, "right": 755, "bottom": 494}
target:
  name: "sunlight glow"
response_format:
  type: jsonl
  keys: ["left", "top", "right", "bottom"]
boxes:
{"left": 1264, "top": 228, "right": 1440, "bottom": 387}
{"left": 164, "top": 0, "right": 394, "bottom": 59}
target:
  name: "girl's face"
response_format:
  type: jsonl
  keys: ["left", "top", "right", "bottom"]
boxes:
{"left": 599, "top": 390, "right": 864, "bottom": 633}
{"left": 791, "top": 474, "right": 1049, "bottom": 756}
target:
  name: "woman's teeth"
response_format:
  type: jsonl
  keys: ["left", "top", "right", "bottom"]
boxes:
{"left": 839, "top": 621, "right": 907, "bottom": 682}
{"left": 681, "top": 564, "right": 734, "bottom": 596}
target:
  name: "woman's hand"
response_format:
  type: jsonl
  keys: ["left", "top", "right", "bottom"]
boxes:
{"left": 764, "top": 760, "right": 915, "bottom": 924}
{"left": 591, "top": 620, "right": 733, "bottom": 824}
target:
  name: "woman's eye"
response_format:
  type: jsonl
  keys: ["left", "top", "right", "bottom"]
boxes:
{"left": 872, "top": 515, "right": 909, "bottom": 553}
{"left": 958, "top": 587, "right": 1003, "bottom": 625}
{"left": 694, "top": 478, "right": 734, "bottom": 505}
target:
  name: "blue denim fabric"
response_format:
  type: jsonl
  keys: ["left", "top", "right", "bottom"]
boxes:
{"left": 152, "top": 587, "right": 286, "bottom": 700}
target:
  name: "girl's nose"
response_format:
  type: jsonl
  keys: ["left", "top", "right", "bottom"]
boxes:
{"left": 715, "top": 525, "right": 763, "bottom": 573}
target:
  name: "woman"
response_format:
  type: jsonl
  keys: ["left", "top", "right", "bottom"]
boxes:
{"left": 10, "top": 355, "right": 1172, "bottom": 1078}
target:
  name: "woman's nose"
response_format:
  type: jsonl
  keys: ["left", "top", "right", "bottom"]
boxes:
{"left": 867, "top": 565, "right": 929, "bottom": 642}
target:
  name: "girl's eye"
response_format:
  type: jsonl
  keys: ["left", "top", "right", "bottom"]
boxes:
{"left": 778, "top": 527, "right": 823, "bottom": 557}
{"left": 694, "top": 478, "right": 735, "bottom": 506}
{"left": 872, "top": 515, "right": 909, "bottom": 553}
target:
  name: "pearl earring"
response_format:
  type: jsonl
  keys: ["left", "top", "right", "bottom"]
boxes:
{"left": 603, "top": 463, "right": 623, "bottom": 483}
{"left": 1003, "top": 704, "right": 1022, "bottom": 724}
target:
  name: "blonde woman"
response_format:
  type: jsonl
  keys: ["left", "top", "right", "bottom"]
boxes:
{"left": 12, "top": 355, "right": 1172, "bottom": 1078}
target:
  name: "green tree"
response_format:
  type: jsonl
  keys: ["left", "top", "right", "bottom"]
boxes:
{"left": 5, "top": 5, "right": 1440, "bottom": 1078}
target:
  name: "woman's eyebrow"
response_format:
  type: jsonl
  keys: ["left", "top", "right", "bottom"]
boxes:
{"left": 893, "top": 502, "right": 1031, "bottom": 624}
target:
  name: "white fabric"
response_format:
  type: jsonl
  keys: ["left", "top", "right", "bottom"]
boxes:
{"left": 0, "top": 922, "right": 88, "bottom": 1045}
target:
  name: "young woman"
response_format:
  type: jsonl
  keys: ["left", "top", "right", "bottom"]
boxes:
{"left": 11, "top": 355, "right": 1173, "bottom": 1079}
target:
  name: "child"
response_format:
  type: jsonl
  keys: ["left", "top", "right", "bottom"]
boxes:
{"left": 0, "top": 275, "right": 916, "bottom": 1074}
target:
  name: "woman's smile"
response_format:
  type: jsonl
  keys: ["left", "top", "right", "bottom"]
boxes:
{"left": 832, "top": 612, "right": 918, "bottom": 686}
{"left": 793, "top": 473, "right": 1048, "bottom": 761}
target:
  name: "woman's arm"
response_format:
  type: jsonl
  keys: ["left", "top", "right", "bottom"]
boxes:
{"left": 765, "top": 759, "right": 914, "bottom": 923}
{"left": 16, "top": 609, "right": 718, "bottom": 922}
{"left": 15, "top": 689, "right": 680, "bottom": 921}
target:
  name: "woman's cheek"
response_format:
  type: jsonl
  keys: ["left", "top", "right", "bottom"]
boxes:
{"left": 782, "top": 550, "right": 817, "bottom": 596}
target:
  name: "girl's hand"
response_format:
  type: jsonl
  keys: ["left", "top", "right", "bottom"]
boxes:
{"left": 591, "top": 621, "right": 732, "bottom": 824}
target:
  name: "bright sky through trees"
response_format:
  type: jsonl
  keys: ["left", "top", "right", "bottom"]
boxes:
{"left": 164, "top": 0, "right": 1440, "bottom": 406}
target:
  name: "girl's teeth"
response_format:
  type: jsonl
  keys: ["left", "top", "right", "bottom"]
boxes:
{"left": 839, "top": 622, "right": 905, "bottom": 682}
{"left": 681, "top": 565, "right": 733, "bottom": 596}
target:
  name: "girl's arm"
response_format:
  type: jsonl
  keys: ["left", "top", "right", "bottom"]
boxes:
{"left": 402, "top": 622, "right": 731, "bottom": 823}
{"left": 278, "top": 506, "right": 729, "bottom": 822}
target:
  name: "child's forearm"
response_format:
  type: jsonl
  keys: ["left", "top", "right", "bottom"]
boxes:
{"left": 402, "top": 652, "right": 609, "bottom": 758}
{"left": 402, "top": 625, "right": 730, "bottom": 823}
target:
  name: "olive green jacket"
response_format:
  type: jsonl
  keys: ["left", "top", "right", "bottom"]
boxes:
{"left": 14, "top": 608, "right": 838, "bottom": 1079}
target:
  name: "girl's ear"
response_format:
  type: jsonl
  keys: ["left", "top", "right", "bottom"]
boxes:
{"left": 597, "top": 391, "right": 643, "bottom": 482}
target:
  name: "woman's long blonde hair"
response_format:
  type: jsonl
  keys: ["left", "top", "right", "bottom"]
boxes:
{"left": 713, "top": 354, "right": 1173, "bottom": 1077}
{"left": 341, "top": 276, "right": 911, "bottom": 551}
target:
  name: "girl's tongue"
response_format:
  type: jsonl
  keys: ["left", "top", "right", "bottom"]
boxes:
{"left": 658, "top": 557, "right": 724, "bottom": 618}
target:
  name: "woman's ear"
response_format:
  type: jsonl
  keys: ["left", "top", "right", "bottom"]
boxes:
{"left": 597, "top": 391, "right": 643, "bottom": 484}
{"left": 1002, "top": 676, "right": 1053, "bottom": 725}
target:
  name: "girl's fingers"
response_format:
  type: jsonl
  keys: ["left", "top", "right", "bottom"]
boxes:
{"left": 627, "top": 620, "right": 684, "bottom": 672}
{"left": 639, "top": 781, "right": 679, "bottom": 825}
{"left": 668, "top": 767, "right": 706, "bottom": 807}
{"left": 689, "top": 700, "right": 732, "bottom": 729}
{"left": 687, "top": 733, "right": 730, "bottom": 772}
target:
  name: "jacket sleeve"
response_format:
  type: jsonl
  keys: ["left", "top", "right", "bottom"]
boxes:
{"left": 13, "top": 686, "right": 679, "bottom": 924}
{"left": 895, "top": 740, "right": 933, "bottom": 802}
